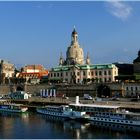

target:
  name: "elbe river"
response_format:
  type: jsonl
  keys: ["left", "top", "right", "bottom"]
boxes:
{"left": 0, "top": 112, "right": 139, "bottom": 139}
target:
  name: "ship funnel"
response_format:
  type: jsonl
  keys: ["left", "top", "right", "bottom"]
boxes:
{"left": 75, "top": 96, "right": 79, "bottom": 104}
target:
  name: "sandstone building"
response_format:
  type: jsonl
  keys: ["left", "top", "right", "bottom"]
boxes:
{"left": 0, "top": 60, "right": 15, "bottom": 84}
{"left": 49, "top": 28, "right": 118, "bottom": 84}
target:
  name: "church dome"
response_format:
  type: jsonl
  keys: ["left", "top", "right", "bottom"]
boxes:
{"left": 66, "top": 28, "right": 84, "bottom": 65}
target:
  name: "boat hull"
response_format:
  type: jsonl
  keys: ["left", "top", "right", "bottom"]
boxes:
{"left": 36, "top": 108, "right": 70, "bottom": 119}
{"left": 90, "top": 121, "right": 140, "bottom": 132}
{"left": 89, "top": 117, "right": 140, "bottom": 126}
{"left": 0, "top": 108, "right": 28, "bottom": 113}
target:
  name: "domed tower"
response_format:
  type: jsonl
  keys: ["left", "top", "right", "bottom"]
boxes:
{"left": 66, "top": 28, "right": 84, "bottom": 65}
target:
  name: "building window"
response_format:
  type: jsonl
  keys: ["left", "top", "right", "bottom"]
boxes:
{"left": 88, "top": 72, "right": 90, "bottom": 76}
{"left": 91, "top": 71, "right": 94, "bottom": 76}
{"left": 95, "top": 71, "right": 97, "bottom": 76}
{"left": 77, "top": 72, "right": 80, "bottom": 76}
{"left": 126, "top": 87, "right": 129, "bottom": 90}
{"left": 83, "top": 71, "right": 86, "bottom": 76}
{"left": 109, "top": 78, "right": 111, "bottom": 82}
{"left": 131, "top": 87, "right": 133, "bottom": 91}
{"left": 104, "top": 71, "right": 107, "bottom": 75}
{"left": 78, "top": 79, "right": 80, "bottom": 83}
{"left": 66, "top": 72, "right": 68, "bottom": 76}
{"left": 108, "top": 70, "right": 111, "bottom": 75}
{"left": 99, "top": 71, "right": 102, "bottom": 75}
{"left": 135, "top": 87, "right": 138, "bottom": 91}
{"left": 61, "top": 73, "right": 63, "bottom": 77}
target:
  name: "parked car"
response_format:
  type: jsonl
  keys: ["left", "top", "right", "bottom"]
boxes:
{"left": 84, "top": 94, "right": 93, "bottom": 100}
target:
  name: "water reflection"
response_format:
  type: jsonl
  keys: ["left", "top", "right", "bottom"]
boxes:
{"left": 0, "top": 112, "right": 29, "bottom": 139}
{"left": 0, "top": 111, "right": 29, "bottom": 118}
{"left": 90, "top": 121, "right": 140, "bottom": 138}
{"left": 0, "top": 112, "right": 139, "bottom": 139}
{"left": 37, "top": 114, "right": 91, "bottom": 139}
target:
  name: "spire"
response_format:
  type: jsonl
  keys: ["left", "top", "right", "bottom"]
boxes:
{"left": 86, "top": 52, "right": 90, "bottom": 65}
{"left": 59, "top": 52, "right": 64, "bottom": 65}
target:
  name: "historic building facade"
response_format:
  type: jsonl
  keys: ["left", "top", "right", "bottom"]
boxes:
{"left": 0, "top": 60, "right": 15, "bottom": 84}
{"left": 17, "top": 65, "right": 49, "bottom": 84}
{"left": 49, "top": 28, "right": 118, "bottom": 84}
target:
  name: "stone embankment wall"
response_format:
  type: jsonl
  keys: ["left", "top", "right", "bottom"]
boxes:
{"left": 56, "top": 84, "right": 97, "bottom": 97}
{"left": 0, "top": 83, "right": 123, "bottom": 97}
{"left": 0, "top": 85, "right": 11, "bottom": 95}
{"left": 25, "top": 84, "right": 52, "bottom": 95}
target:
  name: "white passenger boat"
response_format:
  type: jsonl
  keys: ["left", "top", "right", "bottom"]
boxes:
{"left": 69, "top": 97, "right": 140, "bottom": 126}
{"left": 36, "top": 97, "right": 89, "bottom": 121}
{"left": 36, "top": 105, "right": 72, "bottom": 118}
{"left": 0, "top": 104, "right": 28, "bottom": 113}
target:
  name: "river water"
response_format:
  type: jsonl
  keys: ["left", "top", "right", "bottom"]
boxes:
{"left": 0, "top": 112, "right": 139, "bottom": 139}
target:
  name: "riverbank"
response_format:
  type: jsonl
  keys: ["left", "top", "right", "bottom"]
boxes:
{"left": 2, "top": 97, "right": 140, "bottom": 112}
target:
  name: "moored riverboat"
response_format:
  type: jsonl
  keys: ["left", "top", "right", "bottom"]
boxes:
{"left": 0, "top": 104, "right": 28, "bottom": 113}
{"left": 36, "top": 97, "right": 89, "bottom": 121}
{"left": 36, "top": 105, "right": 72, "bottom": 119}
{"left": 36, "top": 105, "right": 89, "bottom": 121}
{"left": 69, "top": 97, "right": 140, "bottom": 126}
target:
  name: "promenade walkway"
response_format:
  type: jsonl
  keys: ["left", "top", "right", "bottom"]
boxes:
{"left": 1, "top": 97, "right": 140, "bottom": 112}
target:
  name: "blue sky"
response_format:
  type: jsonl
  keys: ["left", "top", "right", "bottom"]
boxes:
{"left": 0, "top": 1, "right": 140, "bottom": 69}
